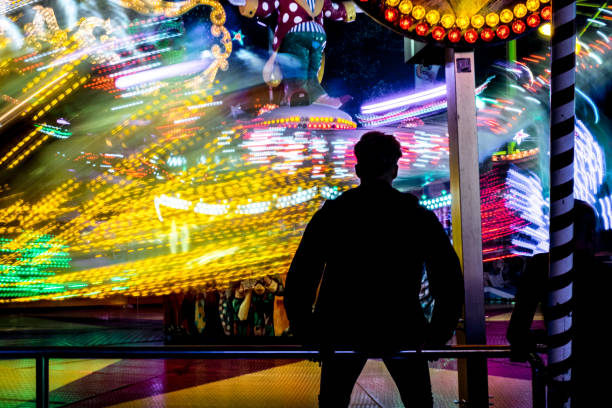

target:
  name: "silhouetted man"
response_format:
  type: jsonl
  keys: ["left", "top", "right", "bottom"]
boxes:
{"left": 284, "top": 131, "right": 464, "bottom": 407}
{"left": 507, "top": 200, "right": 611, "bottom": 407}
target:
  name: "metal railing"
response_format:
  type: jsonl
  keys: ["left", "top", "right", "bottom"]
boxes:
{"left": 0, "top": 345, "right": 545, "bottom": 408}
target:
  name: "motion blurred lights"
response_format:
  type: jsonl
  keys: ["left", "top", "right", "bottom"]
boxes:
{"left": 599, "top": 196, "right": 612, "bottom": 230}
{"left": 497, "top": 25, "right": 511, "bottom": 39}
{"left": 448, "top": 28, "right": 461, "bottom": 43}
{"left": 512, "top": 20, "right": 526, "bottom": 34}
{"left": 500, "top": 9, "right": 514, "bottom": 24}
{"left": 432, "top": 26, "right": 446, "bottom": 41}
{"left": 398, "top": 0, "right": 412, "bottom": 14}
{"left": 399, "top": 16, "right": 413, "bottom": 30}
{"left": 415, "top": 22, "right": 429, "bottom": 36}
{"left": 481, "top": 28, "right": 495, "bottom": 42}
{"left": 385, "top": 0, "right": 400, "bottom": 6}
{"left": 486, "top": 13, "right": 500, "bottom": 27}
{"left": 527, "top": 14, "right": 541, "bottom": 28}
{"left": 574, "top": 120, "right": 604, "bottom": 205}
{"left": 440, "top": 14, "right": 455, "bottom": 29}
{"left": 115, "top": 59, "right": 212, "bottom": 89}
{"left": 514, "top": 3, "right": 528, "bottom": 18}
{"left": 464, "top": 29, "right": 478, "bottom": 43}
{"left": 385, "top": 7, "right": 399, "bottom": 22}
{"left": 541, "top": 6, "right": 552, "bottom": 20}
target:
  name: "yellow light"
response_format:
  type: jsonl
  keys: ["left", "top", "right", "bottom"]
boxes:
{"left": 514, "top": 4, "right": 528, "bottom": 18}
{"left": 470, "top": 14, "right": 485, "bottom": 29}
{"left": 540, "top": 0, "right": 549, "bottom": 2}
{"left": 412, "top": 5, "right": 426, "bottom": 20}
{"left": 386, "top": 0, "right": 400, "bottom": 7}
{"left": 486, "top": 12, "right": 499, "bottom": 27}
{"left": 425, "top": 9, "right": 440, "bottom": 25}
{"left": 398, "top": 0, "right": 412, "bottom": 14}
{"left": 526, "top": 0, "right": 540, "bottom": 12}
{"left": 440, "top": 14, "right": 455, "bottom": 28}
{"left": 538, "top": 22, "right": 551, "bottom": 37}
{"left": 456, "top": 16, "right": 470, "bottom": 29}
{"left": 500, "top": 9, "right": 514, "bottom": 23}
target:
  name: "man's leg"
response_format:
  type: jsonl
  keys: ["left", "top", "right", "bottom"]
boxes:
{"left": 306, "top": 33, "right": 327, "bottom": 102}
{"left": 383, "top": 356, "right": 433, "bottom": 408}
{"left": 278, "top": 33, "right": 309, "bottom": 105}
{"left": 319, "top": 354, "right": 367, "bottom": 407}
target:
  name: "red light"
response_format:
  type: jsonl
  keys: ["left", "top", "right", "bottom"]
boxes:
{"left": 385, "top": 7, "right": 398, "bottom": 22}
{"left": 448, "top": 28, "right": 461, "bottom": 43}
{"left": 431, "top": 26, "right": 446, "bottom": 41}
{"left": 399, "top": 16, "right": 413, "bottom": 30}
{"left": 415, "top": 22, "right": 429, "bottom": 36}
{"left": 480, "top": 28, "right": 495, "bottom": 42}
{"left": 541, "top": 6, "right": 552, "bottom": 20}
{"left": 512, "top": 19, "right": 526, "bottom": 34}
{"left": 496, "top": 25, "right": 510, "bottom": 39}
{"left": 464, "top": 28, "right": 478, "bottom": 43}
{"left": 527, "top": 13, "right": 540, "bottom": 27}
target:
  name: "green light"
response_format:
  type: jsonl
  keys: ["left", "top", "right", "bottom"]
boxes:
{"left": 0, "top": 233, "right": 71, "bottom": 299}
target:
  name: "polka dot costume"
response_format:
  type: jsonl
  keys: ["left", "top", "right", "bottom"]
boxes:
{"left": 238, "top": 0, "right": 356, "bottom": 51}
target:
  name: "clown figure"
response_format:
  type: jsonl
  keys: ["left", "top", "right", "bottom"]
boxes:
{"left": 229, "top": 0, "right": 357, "bottom": 107}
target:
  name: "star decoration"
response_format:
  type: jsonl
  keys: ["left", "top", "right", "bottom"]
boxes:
{"left": 232, "top": 30, "right": 245, "bottom": 46}
{"left": 514, "top": 129, "right": 529, "bottom": 145}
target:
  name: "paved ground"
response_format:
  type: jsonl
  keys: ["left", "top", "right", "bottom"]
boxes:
{"left": 0, "top": 304, "right": 542, "bottom": 407}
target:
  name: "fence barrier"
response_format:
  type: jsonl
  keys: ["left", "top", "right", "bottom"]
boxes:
{"left": 0, "top": 345, "right": 545, "bottom": 408}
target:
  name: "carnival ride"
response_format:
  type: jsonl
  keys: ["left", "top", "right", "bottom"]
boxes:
{"left": 0, "top": 0, "right": 610, "bottom": 303}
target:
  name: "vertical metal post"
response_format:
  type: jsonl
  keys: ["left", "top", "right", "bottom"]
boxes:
{"left": 445, "top": 48, "right": 488, "bottom": 408}
{"left": 530, "top": 354, "right": 547, "bottom": 408}
{"left": 36, "top": 356, "right": 49, "bottom": 408}
{"left": 548, "top": 1, "right": 576, "bottom": 407}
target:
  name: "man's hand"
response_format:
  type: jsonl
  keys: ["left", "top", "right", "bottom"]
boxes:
{"left": 228, "top": 0, "right": 246, "bottom": 6}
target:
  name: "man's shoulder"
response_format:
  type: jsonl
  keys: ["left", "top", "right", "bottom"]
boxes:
{"left": 329, "top": 187, "right": 423, "bottom": 210}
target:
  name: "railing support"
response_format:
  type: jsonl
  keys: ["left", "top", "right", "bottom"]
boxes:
{"left": 529, "top": 353, "right": 547, "bottom": 408}
{"left": 35, "top": 355, "right": 49, "bottom": 408}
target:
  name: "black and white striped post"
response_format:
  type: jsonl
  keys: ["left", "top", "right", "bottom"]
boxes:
{"left": 548, "top": 0, "right": 576, "bottom": 407}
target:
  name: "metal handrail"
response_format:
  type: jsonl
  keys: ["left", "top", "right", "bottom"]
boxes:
{"left": 0, "top": 345, "right": 544, "bottom": 408}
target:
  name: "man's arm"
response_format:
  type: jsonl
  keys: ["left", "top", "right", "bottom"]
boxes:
{"left": 506, "top": 254, "right": 548, "bottom": 360}
{"left": 421, "top": 209, "right": 464, "bottom": 346}
{"left": 283, "top": 204, "right": 329, "bottom": 338}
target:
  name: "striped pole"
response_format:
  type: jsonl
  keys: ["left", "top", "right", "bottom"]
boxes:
{"left": 548, "top": 0, "right": 576, "bottom": 407}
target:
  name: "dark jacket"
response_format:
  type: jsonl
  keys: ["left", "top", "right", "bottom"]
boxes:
{"left": 284, "top": 180, "right": 464, "bottom": 349}
{"left": 507, "top": 251, "right": 612, "bottom": 407}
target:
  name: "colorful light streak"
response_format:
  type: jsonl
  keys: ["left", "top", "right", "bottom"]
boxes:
{"left": 357, "top": 77, "right": 494, "bottom": 127}
{"left": 574, "top": 120, "right": 605, "bottom": 205}
{"left": 0, "top": 0, "right": 610, "bottom": 304}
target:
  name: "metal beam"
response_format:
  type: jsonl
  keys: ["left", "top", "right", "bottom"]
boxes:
{"left": 36, "top": 356, "right": 49, "bottom": 408}
{"left": 445, "top": 48, "right": 488, "bottom": 408}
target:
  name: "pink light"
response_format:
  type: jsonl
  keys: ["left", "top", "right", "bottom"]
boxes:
{"left": 115, "top": 59, "right": 213, "bottom": 89}
{"left": 360, "top": 85, "right": 447, "bottom": 114}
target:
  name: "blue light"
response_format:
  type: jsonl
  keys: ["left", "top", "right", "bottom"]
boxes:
{"left": 575, "top": 88, "right": 599, "bottom": 124}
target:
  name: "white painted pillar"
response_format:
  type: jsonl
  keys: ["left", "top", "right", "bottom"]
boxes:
{"left": 445, "top": 48, "right": 488, "bottom": 407}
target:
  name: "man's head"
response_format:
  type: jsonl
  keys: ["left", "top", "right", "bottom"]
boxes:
{"left": 354, "top": 131, "right": 402, "bottom": 183}
{"left": 574, "top": 199, "right": 598, "bottom": 256}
